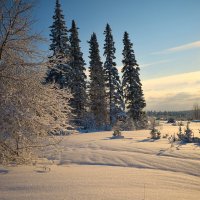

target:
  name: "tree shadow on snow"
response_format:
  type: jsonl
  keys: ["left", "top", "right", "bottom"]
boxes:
{"left": 0, "top": 169, "right": 9, "bottom": 174}
{"left": 138, "top": 138, "right": 157, "bottom": 142}
{"left": 157, "top": 149, "right": 167, "bottom": 156}
{"left": 34, "top": 166, "right": 51, "bottom": 173}
{"left": 194, "top": 142, "right": 200, "bottom": 147}
{"left": 102, "top": 137, "right": 133, "bottom": 140}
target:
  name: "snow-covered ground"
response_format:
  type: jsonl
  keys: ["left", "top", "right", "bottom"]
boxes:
{"left": 1, "top": 122, "right": 200, "bottom": 200}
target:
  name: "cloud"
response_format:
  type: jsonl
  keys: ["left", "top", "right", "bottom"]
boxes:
{"left": 146, "top": 92, "right": 200, "bottom": 111}
{"left": 152, "top": 40, "right": 200, "bottom": 55}
{"left": 117, "top": 65, "right": 123, "bottom": 73}
{"left": 143, "top": 71, "right": 200, "bottom": 111}
{"left": 116, "top": 59, "right": 171, "bottom": 73}
{"left": 85, "top": 67, "right": 90, "bottom": 77}
{"left": 140, "top": 59, "right": 171, "bottom": 68}
{"left": 86, "top": 65, "right": 200, "bottom": 111}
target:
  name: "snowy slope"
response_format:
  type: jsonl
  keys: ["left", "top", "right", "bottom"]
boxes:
{"left": 1, "top": 122, "right": 200, "bottom": 200}
{"left": 1, "top": 165, "right": 200, "bottom": 200}
{"left": 45, "top": 122, "right": 200, "bottom": 177}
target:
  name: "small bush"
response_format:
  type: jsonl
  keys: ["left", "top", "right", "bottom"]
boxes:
{"left": 149, "top": 117, "right": 161, "bottom": 139}
{"left": 150, "top": 128, "right": 161, "bottom": 140}
{"left": 167, "top": 118, "right": 176, "bottom": 123}
{"left": 113, "top": 130, "right": 122, "bottom": 137}
{"left": 177, "top": 122, "right": 193, "bottom": 143}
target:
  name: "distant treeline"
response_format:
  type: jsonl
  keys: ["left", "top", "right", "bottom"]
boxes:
{"left": 147, "top": 110, "right": 193, "bottom": 121}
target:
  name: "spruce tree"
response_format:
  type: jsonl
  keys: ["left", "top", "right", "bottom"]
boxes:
{"left": 69, "top": 20, "right": 87, "bottom": 126}
{"left": 88, "top": 33, "right": 107, "bottom": 128}
{"left": 46, "top": 0, "right": 71, "bottom": 88}
{"left": 122, "top": 32, "right": 146, "bottom": 126}
{"left": 103, "top": 24, "right": 124, "bottom": 126}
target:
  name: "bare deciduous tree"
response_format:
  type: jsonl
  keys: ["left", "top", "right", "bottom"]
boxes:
{"left": 0, "top": 0, "right": 72, "bottom": 164}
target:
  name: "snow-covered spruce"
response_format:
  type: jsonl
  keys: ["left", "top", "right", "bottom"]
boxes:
{"left": 45, "top": 0, "right": 72, "bottom": 89}
{"left": 88, "top": 33, "right": 108, "bottom": 128}
{"left": 69, "top": 20, "right": 87, "bottom": 127}
{"left": 103, "top": 24, "right": 125, "bottom": 126}
{"left": 122, "top": 31, "right": 146, "bottom": 129}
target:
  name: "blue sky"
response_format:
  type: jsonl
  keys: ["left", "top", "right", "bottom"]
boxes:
{"left": 33, "top": 0, "right": 200, "bottom": 110}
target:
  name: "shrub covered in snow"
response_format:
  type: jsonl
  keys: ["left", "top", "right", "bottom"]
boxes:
{"left": 113, "top": 130, "right": 122, "bottom": 137}
{"left": 177, "top": 122, "right": 193, "bottom": 143}
{"left": 150, "top": 128, "right": 161, "bottom": 140}
{"left": 0, "top": 0, "right": 72, "bottom": 164}
{"left": 149, "top": 118, "right": 161, "bottom": 139}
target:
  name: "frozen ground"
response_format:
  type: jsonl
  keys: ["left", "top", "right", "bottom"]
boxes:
{"left": 1, "top": 122, "right": 200, "bottom": 200}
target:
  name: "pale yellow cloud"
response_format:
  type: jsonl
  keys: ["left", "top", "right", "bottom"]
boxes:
{"left": 85, "top": 67, "right": 90, "bottom": 77}
{"left": 116, "top": 60, "right": 171, "bottom": 73}
{"left": 116, "top": 65, "right": 123, "bottom": 73}
{"left": 86, "top": 66, "right": 200, "bottom": 110}
{"left": 168, "top": 41, "right": 200, "bottom": 52}
{"left": 140, "top": 59, "right": 171, "bottom": 68}
{"left": 152, "top": 40, "right": 200, "bottom": 55}
{"left": 143, "top": 71, "right": 200, "bottom": 111}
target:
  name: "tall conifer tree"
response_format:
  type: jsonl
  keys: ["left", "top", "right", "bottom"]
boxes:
{"left": 122, "top": 32, "right": 146, "bottom": 125}
{"left": 46, "top": 0, "right": 71, "bottom": 88}
{"left": 103, "top": 24, "right": 124, "bottom": 125}
{"left": 88, "top": 33, "right": 107, "bottom": 127}
{"left": 69, "top": 20, "right": 87, "bottom": 126}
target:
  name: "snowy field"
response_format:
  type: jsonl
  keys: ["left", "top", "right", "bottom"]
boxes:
{"left": 1, "top": 122, "right": 200, "bottom": 200}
